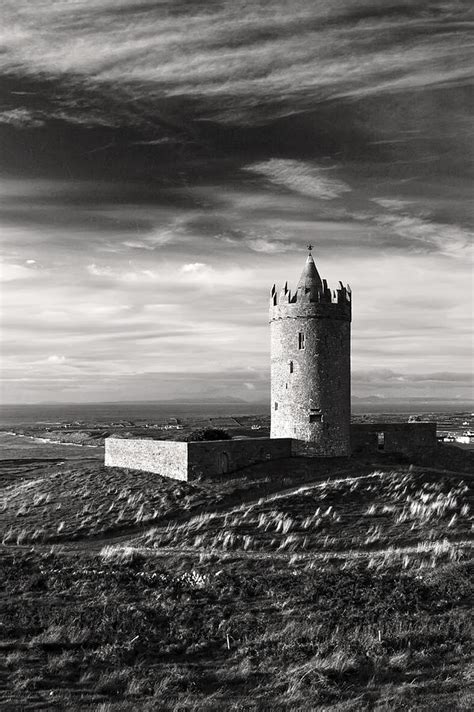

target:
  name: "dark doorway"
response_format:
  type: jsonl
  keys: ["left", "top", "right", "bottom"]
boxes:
{"left": 218, "top": 452, "right": 230, "bottom": 474}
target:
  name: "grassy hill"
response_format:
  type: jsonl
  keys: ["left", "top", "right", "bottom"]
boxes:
{"left": 0, "top": 445, "right": 472, "bottom": 710}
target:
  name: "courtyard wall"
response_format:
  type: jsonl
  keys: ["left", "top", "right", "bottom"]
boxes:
{"left": 105, "top": 436, "right": 292, "bottom": 481}
{"left": 105, "top": 423, "right": 438, "bottom": 481}
{"left": 351, "top": 423, "right": 437, "bottom": 456}
{"left": 187, "top": 437, "right": 292, "bottom": 479}
{"left": 105, "top": 438, "right": 188, "bottom": 480}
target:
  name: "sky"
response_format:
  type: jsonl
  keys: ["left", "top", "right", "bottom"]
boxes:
{"left": 0, "top": 0, "right": 473, "bottom": 405}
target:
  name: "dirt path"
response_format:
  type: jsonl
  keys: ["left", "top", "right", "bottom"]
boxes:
{"left": 2, "top": 538, "right": 472, "bottom": 564}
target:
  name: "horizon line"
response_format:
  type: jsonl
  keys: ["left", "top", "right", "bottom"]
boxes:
{"left": 1, "top": 398, "right": 473, "bottom": 407}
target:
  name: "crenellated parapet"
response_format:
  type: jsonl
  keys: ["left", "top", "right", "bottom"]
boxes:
{"left": 270, "top": 278, "right": 351, "bottom": 322}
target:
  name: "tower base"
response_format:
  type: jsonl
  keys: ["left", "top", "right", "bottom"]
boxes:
{"left": 290, "top": 439, "right": 351, "bottom": 458}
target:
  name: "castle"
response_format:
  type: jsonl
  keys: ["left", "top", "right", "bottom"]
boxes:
{"left": 105, "top": 249, "right": 436, "bottom": 480}
{"left": 270, "top": 246, "right": 351, "bottom": 456}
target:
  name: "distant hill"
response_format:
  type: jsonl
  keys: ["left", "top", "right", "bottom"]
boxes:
{"left": 352, "top": 397, "right": 474, "bottom": 413}
{"left": 23, "top": 397, "right": 250, "bottom": 406}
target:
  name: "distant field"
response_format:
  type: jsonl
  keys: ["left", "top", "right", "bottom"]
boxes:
{"left": 1, "top": 407, "right": 472, "bottom": 453}
{"left": 0, "top": 433, "right": 472, "bottom": 710}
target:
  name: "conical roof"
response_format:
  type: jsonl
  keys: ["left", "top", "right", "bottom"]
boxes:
{"left": 297, "top": 253, "right": 322, "bottom": 294}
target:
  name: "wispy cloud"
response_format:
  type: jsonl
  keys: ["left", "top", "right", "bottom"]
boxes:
{"left": 46, "top": 354, "right": 67, "bottom": 364}
{"left": 2, "top": 1, "right": 472, "bottom": 126}
{"left": 245, "top": 160, "right": 472, "bottom": 257}
{"left": 0, "top": 108, "right": 44, "bottom": 128}
{"left": 0, "top": 260, "right": 42, "bottom": 282}
{"left": 86, "top": 263, "right": 156, "bottom": 282}
{"left": 245, "top": 238, "right": 298, "bottom": 254}
{"left": 370, "top": 200, "right": 472, "bottom": 256}
{"left": 246, "top": 160, "right": 351, "bottom": 200}
{"left": 181, "top": 262, "right": 207, "bottom": 273}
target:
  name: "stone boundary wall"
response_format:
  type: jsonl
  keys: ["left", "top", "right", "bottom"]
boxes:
{"left": 105, "top": 436, "right": 292, "bottom": 481}
{"left": 105, "top": 424, "right": 438, "bottom": 481}
{"left": 105, "top": 437, "right": 188, "bottom": 480}
{"left": 187, "top": 438, "right": 292, "bottom": 479}
{"left": 351, "top": 423, "right": 437, "bottom": 456}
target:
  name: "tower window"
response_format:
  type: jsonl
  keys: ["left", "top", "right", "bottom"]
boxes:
{"left": 289, "top": 361, "right": 294, "bottom": 373}
{"left": 274, "top": 402, "right": 278, "bottom": 411}
{"left": 298, "top": 332, "right": 305, "bottom": 350}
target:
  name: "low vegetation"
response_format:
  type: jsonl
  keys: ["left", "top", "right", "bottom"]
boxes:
{"left": 184, "top": 428, "right": 233, "bottom": 441}
{"left": 0, "top": 549, "right": 471, "bottom": 710}
{"left": 0, "top": 453, "right": 378, "bottom": 546}
{"left": 0, "top": 438, "right": 472, "bottom": 710}
{"left": 0, "top": 462, "right": 220, "bottom": 545}
{"left": 137, "top": 469, "right": 472, "bottom": 564}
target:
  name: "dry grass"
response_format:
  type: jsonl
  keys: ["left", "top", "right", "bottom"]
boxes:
{"left": 134, "top": 469, "right": 472, "bottom": 565}
{"left": 1, "top": 547, "right": 471, "bottom": 711}
{"left": 1, "top": 447, "right": 472, "bottom": 710}
{"left": 0, "top": 463, "right": 217, "bottom": 544}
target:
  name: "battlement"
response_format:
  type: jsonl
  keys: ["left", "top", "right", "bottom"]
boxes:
{"left": 270, "top": 278, "right": 351, "bottom": 306}
{"left": 270, "top": 279, "right": 352, "bottom": 321}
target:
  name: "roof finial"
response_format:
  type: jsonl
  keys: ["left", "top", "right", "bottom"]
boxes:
{"left": 307, "top": 243, "right": 313, "bottom": 255}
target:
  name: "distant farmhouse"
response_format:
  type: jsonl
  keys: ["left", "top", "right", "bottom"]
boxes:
{"left": 105, "top": 249, "right": 436, "bottom": 480}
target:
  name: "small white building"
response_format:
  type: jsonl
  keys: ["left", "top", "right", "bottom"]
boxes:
{"left": 455, "top": 432, "right": 474, "bottom": 444}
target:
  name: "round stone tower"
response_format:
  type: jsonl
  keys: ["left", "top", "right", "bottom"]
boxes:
{"left": 269, "top": 247, "right": 352, "bottom": 456}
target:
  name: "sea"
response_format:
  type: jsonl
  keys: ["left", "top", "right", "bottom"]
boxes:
{"left": 0, "top": 400, "right": 472, "bottom": 427}
{"left": 0, "top": 402, "right": 270, "bottom": 427}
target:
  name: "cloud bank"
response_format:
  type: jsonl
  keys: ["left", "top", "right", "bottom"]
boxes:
{"left": 0, "top": 1, "right": 472, "bottom": 403}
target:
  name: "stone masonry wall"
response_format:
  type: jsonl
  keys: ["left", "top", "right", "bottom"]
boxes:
{"left": 384, "top": 424, "right": 437, "bottom": 455}
{"left": 270, "top": 313, "right": 351, "bottom": 456}
{"left": 351, "top": 423, "right": 437, "bottom": 456}
{"left": 105, "top": 425, "right": 437, "bottom": 482}
{"left": 350, "top": 427, "right": 379, "bottom": 454}
{"left": 105, "top": 436, "right": 292, "bottom": 481}
{"left": 187, "top": 438, "right": 292, "bottom": 480}
{"left": 105, "top": 437, "right": 188, "bottom": 480}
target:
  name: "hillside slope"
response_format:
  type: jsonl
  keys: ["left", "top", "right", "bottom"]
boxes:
{"left": 0, "top": 447, "right": 472, "bottom": 710}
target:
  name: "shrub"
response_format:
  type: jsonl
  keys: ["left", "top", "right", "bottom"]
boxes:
{"left": 185, "top": 428, "right": 232, "bottom": 442}
{"left": 95, "top": 669, "right": 130, "bottom": 695}
{"left": 99, "top": 545, "right": 146, "bottom": 566}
